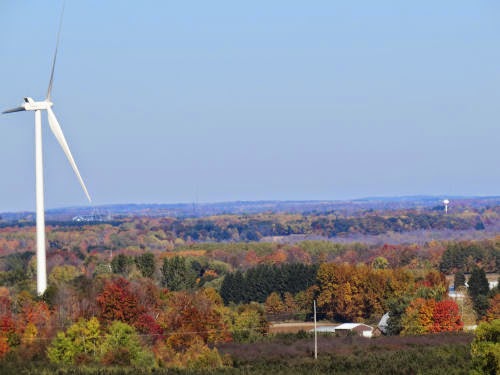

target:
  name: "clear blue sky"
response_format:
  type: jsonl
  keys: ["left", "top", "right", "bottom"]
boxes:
{"left": 1, "top": 1, "right": 499, "bottom": 212}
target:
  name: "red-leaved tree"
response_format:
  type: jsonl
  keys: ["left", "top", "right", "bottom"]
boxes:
{"left": 96, "top": 278, "right": 145, "bottom": 325}
{"left": 432, "top": 299, "right": 463, "bottom": 333}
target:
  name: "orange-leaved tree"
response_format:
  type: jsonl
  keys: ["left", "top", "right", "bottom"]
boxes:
{"left": 431, "top": 299, "right": 463, "bottom": 333}
{"left": 401, "top": 298, "right": 435, "bottom": 335}
{"left": 96, "top": 277, "right": 144, "bottom": 325}
{"left": 159, "top": 290, "right": 230, "bottom": 353}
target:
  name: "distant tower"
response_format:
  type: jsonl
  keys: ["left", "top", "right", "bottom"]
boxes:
{"left": 443, "top": 199, "right": 450, "bottom": 214}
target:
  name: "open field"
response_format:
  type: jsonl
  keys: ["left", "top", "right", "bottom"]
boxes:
{"left": 0, "top": 333, "right": 475, "bottom": 375}
{"left": 215, "top": 333, "right": 474, "bottom": 375}
{"left": 218, "top": 332, "right": 473, "bottom": 361}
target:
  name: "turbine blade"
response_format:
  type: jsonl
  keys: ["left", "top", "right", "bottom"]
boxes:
{"left": 46, "top": 107, "right": 92, "bottom": 202}
{"left": 46, "top": 1, "right": 66, "bottom": 100}
{"left": 2, "top": 106, "right": 26, "bottom": 114}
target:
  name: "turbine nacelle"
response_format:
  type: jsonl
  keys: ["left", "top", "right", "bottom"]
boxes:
{"left": 23, "top": 97, "right": 53, "bottom": 111}
{"left": 2, "top": 97, "right": 53, "bottom": 114}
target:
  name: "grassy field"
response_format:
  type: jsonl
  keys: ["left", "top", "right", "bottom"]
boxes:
{"left": 0, "top": 333, "right": 473, "bottom": 374}
{"left": 215, "top": 332, "right": 473, "bottom": 375}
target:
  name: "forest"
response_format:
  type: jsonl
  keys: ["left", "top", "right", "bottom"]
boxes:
{"left": 0, "top": 206, "right": 499, "bottom": 373}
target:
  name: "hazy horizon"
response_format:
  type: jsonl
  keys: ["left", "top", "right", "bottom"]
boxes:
{"left": 0, "top": 194, "right": 498, "bottom": 215}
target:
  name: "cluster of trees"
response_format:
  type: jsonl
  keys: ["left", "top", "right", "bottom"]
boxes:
{"left": 440, "top": 240, "right": 499, "bottom": 274}
{"left": 316, "top": 264, "right": 421, "bottom": 322}
{"left": 398, "top": 298, "right": 463, "bottom": 335}
{"left": 466, "top": 267, "right": 500, "bottom": 320}
{"left": 1, "top": 236, "right": 497, "bottom": 330}
{"left": 315, "top": 263, "right": 470, "bottom": 335}
{"left": 310, "top": 212, "right": 486, "bottom": 237}
{"left": 220, "top": 264, "right": 317, "bottom": 305}
{"left": 0, "top": 274, "right": 270, "bottom": 370}
{"left": 218, "top": 260, "right": 493, "bottom": 334}
{"left": 47, "top": 319, "right": 155, "bottom": 367}
{"left": 0, "top": 215, "right": 498, "bottom": 289}
{"left": 93, "top": 210, "right": 489, "bottom": 239}
{"left": 387, "top": 268, "right": 500, "bottom": 336}
{"left": 470, "top": 319, "right": 500, "bottom": 374}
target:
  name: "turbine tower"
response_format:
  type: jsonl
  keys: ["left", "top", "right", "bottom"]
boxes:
{"left": 2, "top": 5, "right": 91, "bottom": 295}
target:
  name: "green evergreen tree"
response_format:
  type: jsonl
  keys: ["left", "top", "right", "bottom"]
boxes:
{"left": 161, "top": 256, "right": 196, "bottom": 291}
{"left": 473, "top": 295, "right": 491, "bottom": 319}
{"left": 469, "top": 268, "right": 491, "bottom": 318}
{"left": 219, "top": 264, "right": 318, "bottom": 305}
{"left": 386, "top": 295, "right": 413, "bottom": 335}
{"left": 135, "top": 253, "right": 155, "bottom": 278}
{"left": 469, "top": 268, "right": 490, "bottom": 299}
{"left": 232, "top": 270, "right": 245, "bottom": 303}
{"left": 220, "top": 273, "right": 235, "bottom": 304}
{"left": 111, "top": 254, "right": 131, "bottom": 275}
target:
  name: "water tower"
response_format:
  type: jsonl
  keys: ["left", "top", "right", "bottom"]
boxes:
{"left": 443, "top": 199, "right": 450, "bottom": 214}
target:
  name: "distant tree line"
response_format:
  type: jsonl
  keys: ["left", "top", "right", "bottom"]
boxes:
{"left": 169, "top": 213, "right": 486, "bottom": 240}
{"left": 4, "top": 210, "right": 488, "bottom": 241}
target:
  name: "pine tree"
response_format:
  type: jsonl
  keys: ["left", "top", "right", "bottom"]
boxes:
{"left": 454, "top": 271, "right": 466, "bottom": 289}
{"left": 161, "top": 256, "right": 196, "bottom": 291}
{"left": 219, "top": 273, "right": 234, "bottom": 304}
{"left": 135, "top": 253, "right": 155, "bottom": 278}
{"left": 468, "top": 268, "right": 490, "bottom": 300}
{"left": 468, "top": 268, "right": 490, "bottom": 318}
{"left": 232, "top": 271, "right": 245, "bottom": 303}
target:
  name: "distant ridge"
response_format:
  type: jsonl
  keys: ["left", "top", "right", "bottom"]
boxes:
{"left": 1, "top": 195, "right": 499, "bottom": 222}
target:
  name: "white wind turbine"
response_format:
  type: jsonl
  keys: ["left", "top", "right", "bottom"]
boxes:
{"left": 2, "top": 7, "right": 91, "bottom": 295}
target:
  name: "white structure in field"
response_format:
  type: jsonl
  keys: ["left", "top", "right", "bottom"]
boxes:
{"left": 2, "top": 6, "right": 91, "bottom": 295}
{"left": 443, "top": 199, "right": 450, "bottom": 214}
{"left": 310, "top": 323, "right": 374, "bottom": 337}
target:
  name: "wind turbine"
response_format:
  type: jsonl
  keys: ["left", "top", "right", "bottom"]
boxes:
{"left": 2, "top": 6, "right": 91, "bottom": 295}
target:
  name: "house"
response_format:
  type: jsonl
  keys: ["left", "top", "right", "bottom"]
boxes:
{"left": 334, "top": 323, "right": 374, "bottom": 338}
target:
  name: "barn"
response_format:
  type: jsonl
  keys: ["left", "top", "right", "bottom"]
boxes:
{"left": 310, "top": 323, "right": 375, "bottom": 337}
{"left": 333, "top": 323, "right": 374, "bottom": 337}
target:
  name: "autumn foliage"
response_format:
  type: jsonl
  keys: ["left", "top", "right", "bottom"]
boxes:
{"left": 401, "top": 298, "right": 463, "bottom": 335}
{"left": 0, "top": 210, "right": 497, "bottom": 370}
{"left": 96, "top": 277, "right": 145, "bottom": 325}
{"left": 432, "top": 300, "right": 463, "bottom": 333}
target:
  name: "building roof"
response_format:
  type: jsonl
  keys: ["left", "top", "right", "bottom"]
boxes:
{"left": 309, "top": 326, "right": 336, "bottom": 333}
{"left": 335, "top": 323, "right": 372, "bottom": 331}
{"left": 309, "top": 323, "right": 374, "bottom": 333}
{"left": 378, "top": 313, "right": 390, "bottom": 334}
